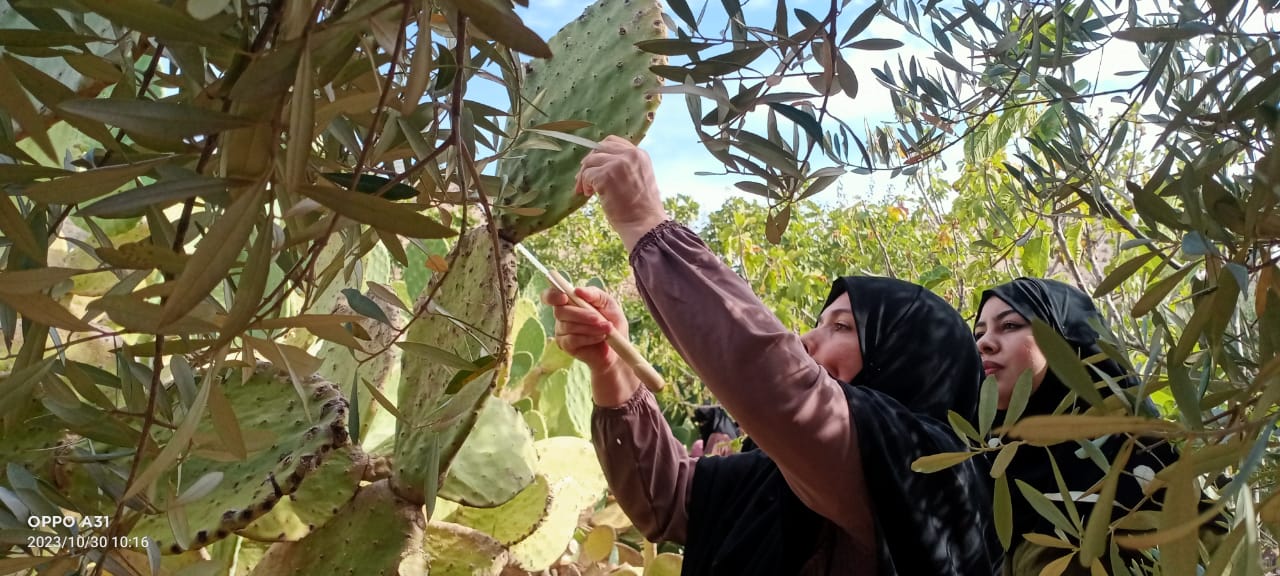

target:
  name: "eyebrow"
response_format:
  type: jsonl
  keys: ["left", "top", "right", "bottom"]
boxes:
{"left": 974, "top": 309, "right": 1019, "bottom": 329}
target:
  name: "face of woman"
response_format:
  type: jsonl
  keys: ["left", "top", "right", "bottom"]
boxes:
{"left": 799, "top": 296, "right": 863, "bottom": 382}
{"left": 974, "top": 297, "right": 1048, "bottom": 409}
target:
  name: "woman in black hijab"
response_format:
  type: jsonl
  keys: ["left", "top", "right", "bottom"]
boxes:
{"left": 679, "top": 276, "right": 1001, "bottom": 575}
{"left": 551, "top": 137, "right": 1001, "bottom": 575}
{"left": 974, "top": 277, "right": 1188, "bottom": 574}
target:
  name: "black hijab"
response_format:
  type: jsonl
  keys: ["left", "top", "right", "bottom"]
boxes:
{"left": 683, "top": 276, "right": 1000, "bottom": 575}
{"left": 978, "top": 278, "right": 1180, "bottom": 547}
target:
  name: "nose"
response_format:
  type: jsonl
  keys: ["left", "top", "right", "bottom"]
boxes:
{"left": 799, "top": 330, "right": 815, "bottom": 357}
{"left": 976, "top": 332, "right": 996, "bottom": 356}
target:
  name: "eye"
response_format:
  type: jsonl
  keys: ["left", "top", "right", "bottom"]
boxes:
{"left": 1002, "top": 321, "right": 1023, "bottom": 331}
{"left": 833, "top": 322, "right": 852, "bottom": 332}
{"left": 973, "top": 331, "right": 985, "bottom": 341}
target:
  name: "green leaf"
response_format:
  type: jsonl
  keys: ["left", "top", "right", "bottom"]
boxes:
{"left": 158, "top": 185, "right": 265, "bottom": 327}
{"left": 0, "top": 194, "right": 43, "bottom": 264}
{"left": 847, "top": 38, "right": 904, "bottom": 50}
{"left": 1015, "top": 478, "right": 1079, "bottom": 538}
{"left": 978, "top": 375, "right": 998, "bottom": 437}
{"left": 123, "top": 357, "right": 220, "bottom": 501}
{"left": 947, "top": 410, "right": 982, "bottom": 443}
{"left": 1166, "top": 366, "right": 1204, "bottom": 429}
{"left": 1081, "top": 442, "right": 1130, "bottom": 564}
{"left": 396, "top": 342, "right": 476, "bottom": 371}
{"left": 839, "top": 1, "right": 882, "bottom": 45}
{"left": 1127, "top": 180, "right": 1182, "bottom": 230}
{"left": 909, "top": 450, "right": 978, "bottom": 473}
{"left": 989, "top": 442, "right": 1020, "bottom": 478}
{"left": 74, "top": 0, "right": 237, "bottom": 49}
{"left": 1032, "top": 319, "right": 1106, "bottom": 408}
{"left": 1113, "top": 27, "right": 1204, "bottom": 43}
{"left": 1003, "top": 369, "right": 1034, "bottom": 427}
{"left": 767, "top": 102, "right": 823, "bottom": 144}
{"left": 1131, "top": 263, "right": 1198, "bottom": 318}
{"left": 22, "top": 158, "right": 169, "bottom": 204}
{"left": 634, "top": 39, "right": 715, "bottom": 56}
{"left": 1093, "top": 252, "right": 1157, "bottom": 297}
{"left": 80, "top": 177, "right": 230, "bottom": 218}
{"left": 57, "top": 99, "right": 254, "bottom": 142}
{"left": 666, "top": 0, "right": 699, "bottom": 31}
{"left": 341, "top": 288, "right": 391, "bottom": 326}
{"left": 0, "top": 29, "right": 104, "bottom": 47}
{"left": 439, "top": 0, "right": 551, "bottom": 58}
{"left": 320, "top": 173, "right": 419, "bottom": 200}
{"left": 0, "top": 58, "right": 54, "bottom": 161}
{"left": 994, "top": 474, "right": 1012, "bottom": 549}
{"left": 297, "top": 184, "right": 456, "bottom": 239}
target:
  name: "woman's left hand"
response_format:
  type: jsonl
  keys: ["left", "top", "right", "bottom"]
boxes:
{"left": 575, "top": 135, "right": 668, "bottom": 251}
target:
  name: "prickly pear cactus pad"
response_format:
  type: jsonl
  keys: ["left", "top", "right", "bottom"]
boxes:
{"left": 438, "top": 395, "right": 537, "bottom": 508}
{"left": 393, "top": 228, "right": 517, "bottom": 504}
{"left": 250, "top": 479, "right": 427, "bottom": 576}
{"left": 506, "top": 437, "right": 609, "bottom": 571}
{"left": 495, "top": 0, "right": 668, "bottom": 242}
{"left": 443, "top": 475, "right": 552, "bottom": 546}
{"left": 237, "top": 447, "right": 366, "bottom": 542}
{"left": 131, "top": 366, "right": 353, "bottom": 554}
{"left": 424, "top": 521, "right": 510, "bottom": 576}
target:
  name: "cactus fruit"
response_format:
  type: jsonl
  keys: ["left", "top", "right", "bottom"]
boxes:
{"left": 393, "top": 228, "right": 517, "bottom": 504}
{"left": 437, "top": 395, "right": 537, "bottom": 508}
{"left": 237, "top": 447, "right": 365, "bottom": 542}
{"left": 131, "top": 366, "right": 354, "bottom": 554}
{"left": 494, "top": 0, "right": 668, "bottom": 242}
{"left": 249, "top": 479, "right": 426, "bottom": 576}
{"left": 424, "top": 521, "right": 510, "bottom": 576}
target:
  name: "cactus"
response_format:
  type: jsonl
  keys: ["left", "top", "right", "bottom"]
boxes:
{"left": 424, "top": 521, "right": 510, "bottom": 576}
{"left": 437, "top": 395, "right": 537, "bottom": 508}
{"left": 131, "top": 366, "right": 357, "bottom": 554}
{"left": 250, "top": 479, "right": 426, "bottom": 576}
{"left": 537, "top": 362, "right": 594, "bottom": 439}
{"left": 393, "top": 227, "right": 518, "bottom": 504}
{"left": 427, "top": 437, "right": 607, "bottom": 573}
{"left": 495, "top": 0, "right": 668, "bottom": 242}
{"left": 237, "top": 447, "right": 365, "bottom": 542}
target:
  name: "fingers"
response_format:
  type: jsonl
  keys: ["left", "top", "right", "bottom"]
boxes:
{"left": 555, "top": 332, "right": 609, "bottom": 353}
{"left": 541, "top": 287, "right": 569, "bottom": 306}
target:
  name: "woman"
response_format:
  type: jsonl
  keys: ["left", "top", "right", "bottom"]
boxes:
{"left": 973, "top": 277, "right": 1194, "bottom": 574}
{"left": 543, "top": 136, "right": 999, "bottom": 575}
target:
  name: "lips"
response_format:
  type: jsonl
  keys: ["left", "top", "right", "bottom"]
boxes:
{"left": 982, "top": 361, "right": 1003, "bottom": 375}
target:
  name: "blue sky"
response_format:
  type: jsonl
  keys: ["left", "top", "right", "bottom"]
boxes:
{"left": 502, "top": 0, "right": 1148, "bottom": 215}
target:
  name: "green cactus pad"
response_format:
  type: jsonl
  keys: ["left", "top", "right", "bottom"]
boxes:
{"left": 237, "top": 447, "right": 366, "bottom": 541}
{"left": 424, "top": 521, "right": 510, "bottom": 576}
{"left": 131, "top": 366, "right": 353, "bottom": 554}
{"left": 502, "top": 437, "right": 608, "bottom": 571}
{"left": 438, "top": 396, "right": 536, "bottom": 508}
{"left": 393, "top": 228, "right": 517, "bottom": 504}
{"left": 249, "top": 479, "right": 426, "bottom": 576}
{"left": 443, "top": 474, "right": 551, "bottom": 546}
{"left": 311, "top": 242, "right": 400, "bottom": 443}
{"left": 537, "top": 363, "right": 593, "bottom": 439}
{"left": 495, "top": 0, "right": 668, "bottom": 242}
{"left": 523, "top": 409, "right": 548, "bottom": 440}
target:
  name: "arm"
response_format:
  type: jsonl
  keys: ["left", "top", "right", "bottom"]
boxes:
{"left": 591, "top": 365, "right": 694, "bottom": 544}
{"left": 629, "top": 221, "right": 873, "bottom": 542}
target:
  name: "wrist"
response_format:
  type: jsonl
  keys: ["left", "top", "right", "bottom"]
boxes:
{"left": 619, "top": 211, "right": 670, "bottom": 253}
{"left": 591, "top": 360, "right": 641, "bottom": 408}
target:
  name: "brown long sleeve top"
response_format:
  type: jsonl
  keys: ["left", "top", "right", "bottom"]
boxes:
{"left": 590, "top": 221, "right": 876, "bottom": 568}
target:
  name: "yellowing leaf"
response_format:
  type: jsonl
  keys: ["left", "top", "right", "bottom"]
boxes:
{"left": 298, "top": 185, "right": 455, "bottom": 238}
{"left": 251, "top": 314, "right": 365, "bottom": 330}
{"left": 1006, "top": 415, "right": 1179, "bottom": 446}
{"left": 1023, "top": 533, "right": 1076, "bottom": 550}
{"left": 88, "top": 295, "right": 222, "bottom": 335}
{"left": 0, "top": 268, "right": 83, "bottom": 295}
{"left": 0, "top": 57, "right": 54, "bottom": 161}
{"left": 76, "top": 0, "right": 238, "bottom": 49}
{"left": 214, "top": 217, "right": 272, "bottom": 348}
{"left": 0, "top": 291, "right": 94, "bottom": 332}
{"left": 23, "top": 158, "right": 168, "bottom": 204}
{"left": 159, "top": 184, "right": 265, "bottom": 326}
{"left": 909, "top": 450, "right": 978, "bottom": 473}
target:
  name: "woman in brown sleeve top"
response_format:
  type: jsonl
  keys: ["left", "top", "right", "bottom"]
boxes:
{"left": 542, "top": 136, "right": 1000, "bottom": 575}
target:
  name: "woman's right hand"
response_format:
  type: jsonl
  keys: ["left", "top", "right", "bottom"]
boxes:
{"left": 542, "top": 286, "right": 639, "bottom": 406}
